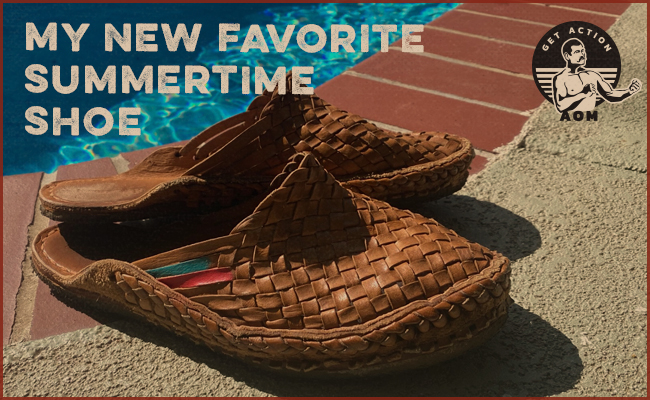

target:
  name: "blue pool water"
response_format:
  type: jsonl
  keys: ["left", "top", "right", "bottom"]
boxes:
{"left": 3, "top": 3, "right": 458, "bottom": 176}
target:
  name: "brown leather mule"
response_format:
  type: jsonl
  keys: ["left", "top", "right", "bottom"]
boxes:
{"left": 33, "top": 153, "right": 509, "bottom": 376}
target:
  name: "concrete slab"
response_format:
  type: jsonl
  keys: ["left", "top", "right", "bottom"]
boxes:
{"left": 316, "top": 74, "right": 528, "bottom": 151}
{"left": 459, "top": 3, "right": 618, "bottom": 29}
{"left": 3, "top": 173, "right": 42, "bottom": 345}
{"left": 523, "top": 3, "right": 647, "bottom": 173}
{"left": 352, "top": 50, "right": 541, "bottom": 112}
{"left": 427, "top": 151, "right": 646, "bottom": 397}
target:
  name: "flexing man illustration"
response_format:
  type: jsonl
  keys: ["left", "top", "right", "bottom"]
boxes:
{"left": 552, "top": 38, "right": 641, "bottom": 112}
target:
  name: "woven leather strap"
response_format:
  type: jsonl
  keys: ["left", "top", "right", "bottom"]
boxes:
{"left": 142, "top": 153, "right": 495, "bottom": 330}
{"left": 181, "top": 72, "right": 464, "bottom": 179}
{"left": 178, "top": 94, "right": 271, "bottom": 160}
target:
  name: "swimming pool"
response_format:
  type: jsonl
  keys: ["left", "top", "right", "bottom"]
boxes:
{"left": 3, "top": 3, "right": 458, "bottom": 176}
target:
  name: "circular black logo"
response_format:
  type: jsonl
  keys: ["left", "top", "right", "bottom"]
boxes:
{"left": 532, "top": 21, "right": 621, "bottom": 108}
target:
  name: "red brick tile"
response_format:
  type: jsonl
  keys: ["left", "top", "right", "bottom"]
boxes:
{"left": 30, "top": 157, "right": 119, "bottom": 339}
{"left": 469, "top": 155, "right": 489, "bottom": 175}
{"left": 56, "top": 157, "right": 116, "bottom": 181}
{"left": 554, "top": 3, "right": 630, "bottom": 15}
{"left": 352, "top": 50, "right": 542, "bottom": 112}
{"left": 121, "top": 141, "right": 188, "bottom": 169}
{"left": 316, "top": 74, "right": 528, "bottom": 152}
{"left": 399, "top": 29, "right": 534, "bottom": 76}
{"left": 3, "top": 173, "right": 42, "bottom": 345}
{"left": 30, "top": 281, "right": 100, "bottom": 341}
{"left": 430, "top": 9, "right": 550, "bottom": 46}
{"left": 459, "top": 3, "right": 618, "bottom": 30}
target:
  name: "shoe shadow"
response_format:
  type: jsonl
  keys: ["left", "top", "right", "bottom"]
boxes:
{"left": 402, "top": 195, "right": 542, "bottom": 262}
{"left": 101, "top": 302, "right": 582, "bottom": 397}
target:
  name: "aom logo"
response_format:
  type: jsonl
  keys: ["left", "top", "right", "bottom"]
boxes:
{"left": 532, "top": 21, "right": 642, "bottom": 121}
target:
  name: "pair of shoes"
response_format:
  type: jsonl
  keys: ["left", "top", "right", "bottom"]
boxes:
{"left": 32, "top": 75, "right": 511, "bottom": 376}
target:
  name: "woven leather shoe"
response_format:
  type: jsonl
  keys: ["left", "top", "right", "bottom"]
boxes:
{"left": 33, "top": 152, "right": 509, "bottom": 376}
{"left": 40, "top": 73, "right": 474, "bottom": 222}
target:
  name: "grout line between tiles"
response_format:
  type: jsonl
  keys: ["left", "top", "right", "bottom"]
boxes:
{"left": 474, "top": 149, "right": 497, "bottom": 159}
{"left": 343, "top": 70, "right": 532, "bottom": 117}
{"left": 530, "top": 3, "right": 622, "bottom": 18}
{"left": 454, "top": 8, "right": 555, "bottom": 28}
{"left": 367, "top": 120, "right": 410, "bottom": 134}
{"left": 390, "top": 47, "right": 534, "bottom": 81}
{"left": 424, "top": 25, "right": 536, "bottom": 49}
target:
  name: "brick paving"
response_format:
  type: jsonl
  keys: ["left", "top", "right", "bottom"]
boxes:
{"left": 459, "top": 3, "right": 618, "bottom": 27}
{"left": 316, "top": 74, "right": 529, "bottom": 151}
{"left": 431, "top": 10, "right": 551, "bottom": 46}
{"left": 2, "top": 3, "right": 631, "bottom": 345}
{"left": 351, "top": 50, "right": 541, "bottom": 111}
{"left": 29, "top": 158, "right": 120, "bottom": 340}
